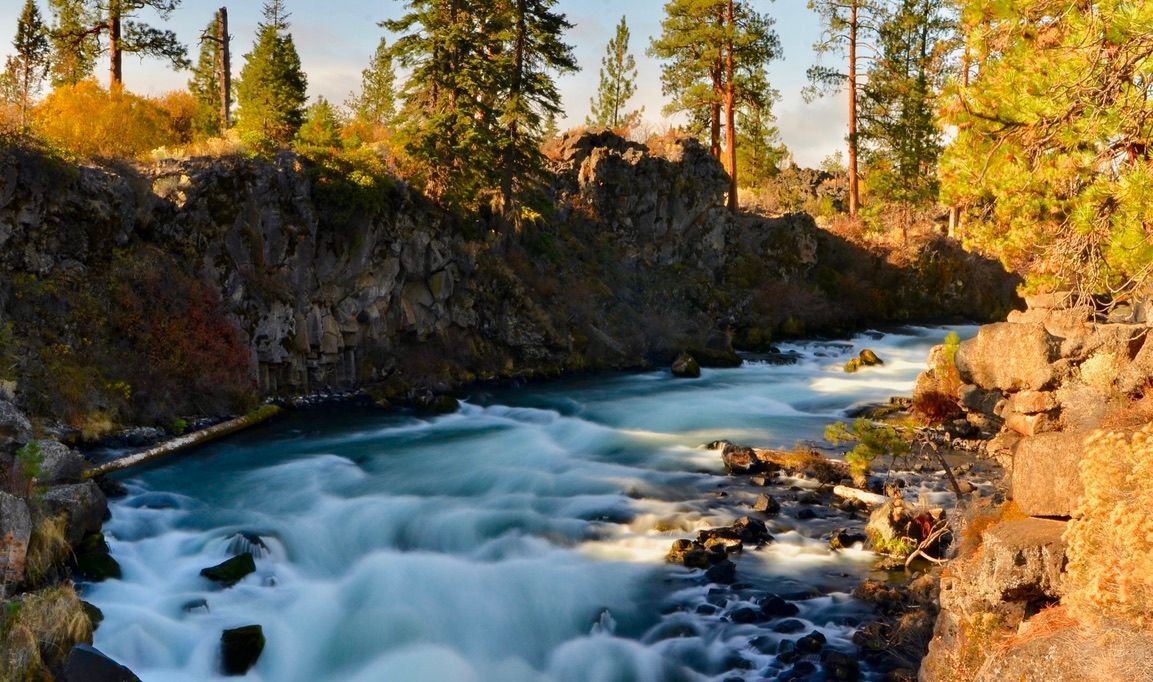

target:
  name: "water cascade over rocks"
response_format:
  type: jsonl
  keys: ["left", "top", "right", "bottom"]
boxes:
{"left": 83, "top": 326, "right": 978, "bottom": 681}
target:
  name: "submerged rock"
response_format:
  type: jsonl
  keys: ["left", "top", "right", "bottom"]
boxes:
{"left": 671, "top": 352, "right": 701, "bottom": 378}
{"left": 200, "top": 552, "right": 256, "bottom": 587}
{"left": 704, "top": 559, "right": 737, "bottom": 584}
{"left": 220, "top": 624, "right": 265, "bottom": 676}
{"left": 226, "top": 532, "right": 271, "bottom": 559}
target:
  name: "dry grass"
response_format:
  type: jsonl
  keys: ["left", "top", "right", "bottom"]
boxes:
{"left": 1064, "top": 424, "right": 1153, "bottom": 628}
{"left": 21, "top": 515, "right": 70, "bottom": 588}
{"left": 956, "top": 499, "right": 1026, "bottom": 559}
{"left": 1, "top": 584, "right": 93, "bottom": 679}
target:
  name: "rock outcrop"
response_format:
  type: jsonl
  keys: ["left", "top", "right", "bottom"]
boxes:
{"left": 0, "top": 132, "right": 1016, "bottom": 430}
{"left": 919, "top": 293, "right": 1153, "bottom": 680}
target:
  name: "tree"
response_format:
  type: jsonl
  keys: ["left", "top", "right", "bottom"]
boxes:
{"left": 346, "top": 36, "right": 396, "bottom": 129}
{"left": 940, "top": 1, "right": 1153, "bottom": 295}
{"left": 807, "top": 0, "right": 885, "bottom": 219}
{"left": 3, "top": 0, "right": 51, "bottom": 129}
{"left": 385, "top": 0, "right": 577, "bottom": 223}
{"left": 858, "top": 0, "right": 952, "bottom": 238}
{"left": 50, "top": 0, "right": 189, "bottom": 87}
{"left": 296, "top": 96, "right": 341, "bottom": 149}
{"left": 188, "top": 11, "right": 227, "bottom": 138}
{"left": 47, "top": 0, "right": 96, "bottom": 87}
{"left": 235, "top": 1, "right": 308, "bottom": 150}
{"left": 650, "top": 0, "right": 781, "bottom": 212}
{"left": 587, "top": 16, "right": 640, "bottom": 130}
{"left": 493, "top": 0, "right": 578, "bottom": 227}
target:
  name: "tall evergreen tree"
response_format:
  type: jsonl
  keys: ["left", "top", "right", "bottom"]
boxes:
{"left": 587, "top": 16, "right": 639, "bottom": 129}
{"left": 3, "top": 0, "right": 51, "bottom": 129}
{"left": 188, "top": 14, "right": 223, "bottom": 138}
{"left": 807, "top": 0, "right": 885, "bottom": 219}
{"left": 650, "top": 0, "right": 781, "bottom": 212}
{"left": 385, "top": 0, "right": 577, "bottom": 222}
{"left": 47, "top": 0, "right": 96, "bottom": 86}
{"left": 859, "top": 0, "right": 951, "bottom": 233}
{"left": 940, "top": 0, "right": 1153, "bottom": 294}
{"left": 235, "top": 1, "right": 308, "bottom": 150}
{"left": 346, "top": 36, "right": 396, "bottom": 129}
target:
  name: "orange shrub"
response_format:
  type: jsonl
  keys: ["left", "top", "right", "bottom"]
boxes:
{"left": 32, "top": 80, "right": 176, "bottom": 158}
{"left": 153, "top": 90, "right": 198, "bottom": 144}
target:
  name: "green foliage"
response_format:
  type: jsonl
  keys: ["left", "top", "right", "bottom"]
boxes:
{"left": 236, "top": 2, "right": 308, "bottom": 152}
{"left": 47, "top": 0, "right": 97, "bottom": 87}
{"left": 587, "top": 16, "right": 640, "bottom": 130}
{"left": 941, "top": 1, "right": 1153, "bottom": 294}
{"left": 306, "top": 145, "right": 398, "bottom": 230}
{"left": 385, "top": 0, "right": 577, "bottom": 221}
{"left": 170, "top": 417, "right": 187, "bottom": 435}
{"left": 858, "top": 0, "right": 951, "bottom": 227}
{"left": 825, "top": 417, "right": 910, "bottom": 484}
{"left": 2, "top": 0, "right": 51, "bottom": 130}
{"left": 649, "top": 0, "right": 782, "bottom": 155}
{"left": 188, "top": 13, "right": 224, "bottom": 138}
{"left": 295, "top": 96, "right": 342, "bottom": 150}
{"left": 346, "top": 36, "right": 396, "bottom": 131}
{"left": 15, "top": 442, "right": 41, "bottom": 485}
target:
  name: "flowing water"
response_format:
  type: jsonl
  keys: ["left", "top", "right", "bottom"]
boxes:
{"left": 85, "top": 325, "right": 975, "bottom": 682}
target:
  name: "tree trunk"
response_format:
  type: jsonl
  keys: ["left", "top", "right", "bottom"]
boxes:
{"left": 724, "top": 0, "right": 737, "bottom": 213}
{"left": 219, "top": 7, "right": 231, "bottom": 129}
{"left": 847, "top": 0, "right": 860, "bottom": 220}
{"left": 108, "top": 3, "right": 122, "bottom": 88}
{"left": 710, "top": 86, "right": 721, "bottom": 158}
{"left": 501, "top": 0, "right": 527, "bottom": 233}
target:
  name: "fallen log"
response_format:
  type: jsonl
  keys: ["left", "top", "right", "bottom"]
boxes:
{"left": 833, "top": 485, "right": 890, "bottom": 507}
{"left": 85, "top": 405, "right": 282, "bottom": 478}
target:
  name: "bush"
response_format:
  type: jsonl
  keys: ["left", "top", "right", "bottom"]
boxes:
{"left": 32, "top": 80, "right": 178, "bottom": 159}
{"left": 1064, "top": 425, "right": 1153, "bottom": 628}
{"left": 825, "top": 418, "right": 910, "bottom": 486}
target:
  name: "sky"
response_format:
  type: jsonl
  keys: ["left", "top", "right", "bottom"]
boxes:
{"left": 0, "top": 0, "right": 848, "bottom": 167}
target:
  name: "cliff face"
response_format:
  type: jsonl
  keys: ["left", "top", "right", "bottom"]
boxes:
{"left": 0, "top": 132, "right": 1016, "bottom": 429}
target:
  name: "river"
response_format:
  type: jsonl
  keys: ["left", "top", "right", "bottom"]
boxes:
{"left": 84, "top": 324, "right": 974, "bottom": 681}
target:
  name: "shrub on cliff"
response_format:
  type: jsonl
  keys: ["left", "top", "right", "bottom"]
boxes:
{"left": 31, "top": 81, "right": 177, "bottom": 159}
{"left": 1064, "top": 425, "right": 1153, "bottom": 628}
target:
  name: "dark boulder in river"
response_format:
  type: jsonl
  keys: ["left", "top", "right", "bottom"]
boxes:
{"left": 220, "top": 624, "right": 265, "bottom": 676}
{"left": 201, "top": 552, "right": 256, "bottom": 587}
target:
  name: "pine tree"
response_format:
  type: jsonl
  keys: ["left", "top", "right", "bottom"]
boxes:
{"left": 940, "top": 0, "right": 1153, "bottom": 294}
{"left": 188, "top": 14, "right": 223, "bottom": 138}
{"left": 587, "top": 16, "right": 640, "bottom": 130}
{"left": 3, "top": 0, "right": 51, "bottom": 129}
{"left": 806, "top": 0, "right": 885, "bottom": 219}
{"left": 49, "top": 0, "right": 189, "bottom": 87}
{"left": 493, "top": 0, "right": 578, "bottom": 227}
{"left": 347, "top": 36, "right": 396, "bottom": 129}
{"left": 650, "top": 0, "right": 781, "bottom": 212}
{"left": 296, "top": 96, "right": 342, "bottom": 149}
{"left": 235, "top": 1, "right": 308, "bottom": 151}
{"left": 385, "top": 0, "right": 577, "bottom": 220}
{"left": 47, "top": 0, "right": 96, "bottom": 86}
{"left": 858, "top": 0, "right": 951, "bottom": 236}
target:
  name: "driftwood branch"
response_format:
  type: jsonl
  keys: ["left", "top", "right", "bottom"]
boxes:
{"left": 904, "top": 521, "right": 952, "bottom": 570}
{"left": 833, "top": 485, "right": 890, "bottom": 506}
{"left": 86, "top": 405, "right": 281, "bottom": 478}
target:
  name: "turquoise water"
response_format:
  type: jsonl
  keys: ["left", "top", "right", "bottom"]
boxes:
{"left": 84, "top": 325, "right": 974, "bottom": 681}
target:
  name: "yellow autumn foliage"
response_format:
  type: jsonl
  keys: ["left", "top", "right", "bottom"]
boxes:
{"left": 1064, "top": 424, "right": 1153, "bottom": 628}
{"left": 32, "top": 80, "right": 178, "bottom": 159}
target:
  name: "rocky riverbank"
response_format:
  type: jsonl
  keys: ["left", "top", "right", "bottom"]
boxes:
{"left": 916, "top": 294, "right": 1153, "bottom": 681}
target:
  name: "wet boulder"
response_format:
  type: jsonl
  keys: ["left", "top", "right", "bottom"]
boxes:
{"left": 858, "top": 349, "right": 883, "bottom": 366}
{"left": 760, "top": 595, "right": 800, "bottom": 618}
{"left": 63, "top": 644, "right": 141, "bottom": 682}
{"left": 666, "top": 539, "right": 711, "bottom": 569}
{"left": 752, "top": 493, "right": 780, "bottom": 515}
{"left": 704, "top": 559, "right": 736, "bottom": 584}
{"left": 732, "top": 516, "right": 773, "bottom": 545}
{"left": 220, "top": 624, "right": 265, "bottom": 676}
{"left": 671, "top": 352, "right": 701, "bottom": 378}
{"left": 41, "top": 481, "right": 108, "bottom": 545}
{"left": 201, "top": 552, "right": 256, "bottom": 587}
{"left": 74, "top": 532, "right": 122, "bottom": 582}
